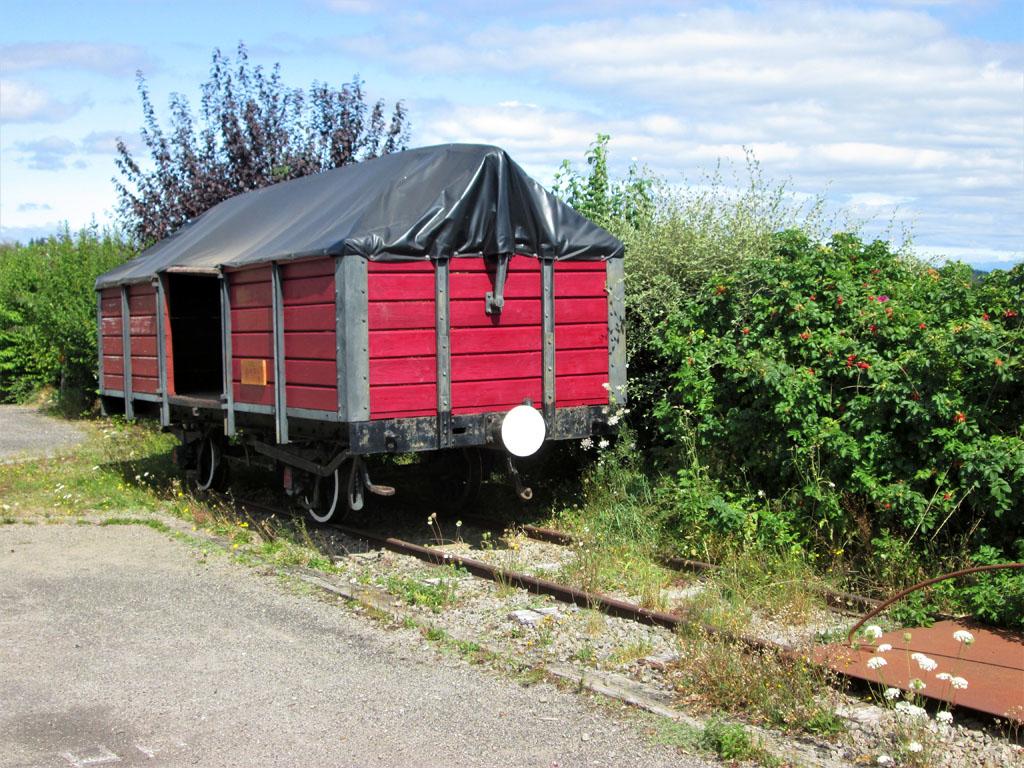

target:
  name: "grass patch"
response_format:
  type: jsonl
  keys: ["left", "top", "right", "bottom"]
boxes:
{"left": 386, "top": 570, "right": 461, "bottom": 612}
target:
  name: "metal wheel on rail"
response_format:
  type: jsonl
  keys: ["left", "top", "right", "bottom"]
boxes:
{"left": 193, "top": 433, "right": 228, "bottom": 491}
{"left": 429, "top": 447, "right": 483, "bottom": 511}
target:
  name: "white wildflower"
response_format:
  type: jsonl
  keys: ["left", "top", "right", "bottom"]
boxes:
{"left": 864, "top": 625, "right": 884, "bottom": 639}
{"left": 953, "top": 629, "right": 974, "bottom": 645}
{"left": 828, "top": 481, "right": 836, "bottom": 489}
{"left": 936, "top": 710, "right": 954, "bottom": 725}
{"left": 876, "top": 755, "right": 893, "bottom": 765}
{"left": 883, "top": 687, "right": 901, "bottom": 700}
{"left": 935, "top": 672, "right": 952, "bottom": 681}
{"left": 607, "top": 414, "right": 620, "bottom": 426}
{"left": 895, "top": 701, "right": 928, "bottom": 719}
{"left": 598, "top": 438, "right": 610, "bottom": 450}
{"left": 951, "top": 677, "right": 968, "bottom": 690}
{"left": 580, "top": 437, "right": 594, "bottom": 450}
{"left": 866, "top": 656, "right": 887, "bottom": 670}
{"left": 601, "top": 382, "right": 611, "bottom": 391}
{"left": 915, "top": 655, "right": 938, "bottom": 672}
{"left": 876, "top": 643, "right": 893, "bottom": 653}
{"left": 757, "top": 490, "right": 765, "bottom": 498}
{"left": 909, "top": 678, "right": 926, "bottom": 691}
{"left": 907, "top": 741, "right": 923, "bottom": 753}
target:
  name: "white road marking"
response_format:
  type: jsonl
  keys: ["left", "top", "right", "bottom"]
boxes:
{"left": 134, "top": 744, "right": 157, "bottom": 758}
{"left": 60, "top": 745, "right": 120, "bottom": 766}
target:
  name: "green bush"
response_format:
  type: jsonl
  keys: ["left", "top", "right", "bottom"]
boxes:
{"left": 653, "top": 230, "right": 1023, "bottom": 557}
{"left": 0, "top": 226, "right": 129, "bottom": 410}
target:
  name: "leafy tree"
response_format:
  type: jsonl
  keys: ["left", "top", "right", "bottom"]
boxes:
{"left": 115, "top": 43, "right": 410, "bottom": 245}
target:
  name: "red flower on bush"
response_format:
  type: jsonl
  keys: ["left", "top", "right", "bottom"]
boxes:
{"left": 995, "top": 357, "right": 1004, "bottom": 367}
{"left": 799, "top": 331, "right": 811, "bottom": 340}
{"left": 856, "top": 361, "right": 871, "bottom": 370}
{"left": 869, "top": 324, "right": 877, "bottom": 333}
{"left": 954, "top": 411, "right": 966, "bottom": 424}
{"left": 1006, "top": 309, "right": 1019, "bottom": 318}
{"left": 809, "top": 294, "right": 816, "bottom": 301}
{"left": 807, "top": 368, "right": 815, "bottom": 376}
{"left": 836, "top": 295, "right": 844, "bottom": 306}
{"left": 982, "top": 313, "right": 990, "bottom": 321}
{"left": 741, "top": 327, "right": 750, "bottom": 335}
{"left": 919, "top": 322, "right": 926, "bottom": 329}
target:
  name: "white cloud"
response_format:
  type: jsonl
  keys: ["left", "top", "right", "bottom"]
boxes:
{"left": 0, "top": 42, "right": 154, "bottom": 77}
{"left": 0, "top": 80, "right": 87, "bottom": 123}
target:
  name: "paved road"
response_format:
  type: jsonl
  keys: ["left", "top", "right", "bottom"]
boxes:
{"left": 0, "top": 525, "right": 709, "bottom": 768}
{"left": 0, "top": 406, "right": 84, "bottom": 462}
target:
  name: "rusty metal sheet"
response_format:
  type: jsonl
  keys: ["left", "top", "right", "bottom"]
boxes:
{"left": 815, "top": 620, "right": 1024, "bottom": 721}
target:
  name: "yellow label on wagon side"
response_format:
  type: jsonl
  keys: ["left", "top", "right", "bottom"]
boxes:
{"left": 240, "top": 359, "right": 267, "bottom": 386}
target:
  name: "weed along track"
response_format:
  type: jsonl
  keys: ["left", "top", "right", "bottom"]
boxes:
{"left": 226, "top": 495, "right": 1021, "bottom": 731}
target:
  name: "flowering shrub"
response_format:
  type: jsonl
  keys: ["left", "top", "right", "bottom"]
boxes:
{"left": 653, "top": 230, "right": 1023, "bottom": 558}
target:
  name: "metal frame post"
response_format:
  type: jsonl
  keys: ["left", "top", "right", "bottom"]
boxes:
{"left": 271, "top": 263, "right": 288, "bottom": 444}
{"left": 337, "top": 255, "right": 369, "bottom": 422}
{"left": 219, "top": 271, "right": 235, "bottom": 436}
{"left": 120, "top": 285, "right": 134, "bottom": 419}
{"left": 607, "top": 257, "right": 627, "bottom": 406}
{"left": 541, "top": 257, "right": 556, "bottom": 426}
{"left": 95, "top": 292, "right": 104, "bottom": 395}
{"left": 435, "top": 257, "right": 452, "bottom": 448}
{"left": 154, "top": 276, "right": 170, "bottom": 426}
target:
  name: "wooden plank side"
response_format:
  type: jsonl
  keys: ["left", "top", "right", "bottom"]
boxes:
{"left": 128, "top": 336, "right": 157, "bottom": 356}
{"left": 132, "top": 376, "right": 160, "bottom": 393}
{"left": 231, "top": 358, "right": 275, "bottom": 384}
{"left": 369, "top": 356, "right": 436, "bottom": 386}
{"left": 283, "top": 303, "right": 334, "bottom": 331}
{"left": 369, "top": 329, "right": 436, "bottom": 359}
{"left": 102, "top": 317, "right": 123, "bottom": 336}
{"left": 450, "top": 256, "right": 541, "bottom": 273}
{"left": 368, "top": 300, "right": 435, "bottom": 330}
{"left": 367, "top": 260, "right": 434, "bottom": 273}
{"left": 553, "top": 297, "right": 606, "bottom": 324}
{"left": 553, "top": 259, "right": 608, "bottom": 271}
{"left": 451, "top": 378, "right": 542, "bottom": 413}
{"left": 450, "top": 298, "right": 541, "bottom": 328}
{"left": 130, "top": 357, "right": 159, "bottom": 378}
{"left": 232, "top": 307, "right": 273, "bottom": 332}
{"left": 230, "top": 281, "right": 273, "bottom": 309}
{"left": 286, "top": 385, "right": 337, "bottom": 411}
{"left": 281, "top": 257, "right": 335, "bottom": 280}
{"left": 282, "top": 276, "right": 335, "bottom": 306}
{"left": 452, "top": 351, "right": 541, "bottom": 382}
{"left": 102, "top": 335, "right": 124, "bottom": 355}
{"left": 101, "top": 297, "right": 121, "bottom": 315}
{"left": 283, "top": 331, "right": 336, "bottom": 361}
{"left": 103, "top": 356, "right": 124, "bottom": 374}
{"left": 226, "top": 265, "right": 272, "bottom": 285}
{"left": 553, "top": 272, "right": 607, "bottom": 298}
{"left": 100, "top": 287, "right": 122, "bottom": 301}
{"left": 284, "top": 359, "right": 337, "bottom": 388}
{"left": 555, "top": 347, "right": 608, "bottom": 376}
{"left": 555, "top": 373, "right": 608, "bottom": 406}
{"left": 233, "top": 383, "right": 275, "bottom": 405}
{"left": 128, "top": 293, "right": 156, "bottom": 315}
{"left": 232, "top": 333, "right": 274, "bottom": 358}
{"left": 450, "top": 326, "right": 541, "bottom": 355}
{"left": 103, "top": 374, "right": 124, "bottom": 390}
{"left": 369, "top": 383, "right": 437, "bottom": 417}
{"left": 128, "top": 316, "right": 157, "bottom": 336}
{"left": 554, "top": 322, "right": 608, "bottom": 351}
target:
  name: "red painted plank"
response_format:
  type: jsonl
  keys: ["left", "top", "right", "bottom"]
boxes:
{"left": 128, "top": 294, "right": 156, "bottom": 315}
{"left": 283, "top": 303, "right": 334, "bottom": 332}
{"left": 286, "top": 385, "right": 337, "bottom": 411}
{"left": 283, "top": 276, "right": 335, "bottom": 306}
{"left": 284, "top": 331, "right": 336, "bottom": 360}
{"left": 556, "top": 348, "right": 608, "bottom": 376}
{"left": 103, "top": 356, "right": 124, "bottom": 374}
{"left": 101, "top": 297, "right": 120, "bottom": 315}
{"left": 101, "top": 288, "right": 121, "bottom": 301}
{"left": 230, "top": 281, "right": 272, "bottom": 308}
{"left": 103, "top": 374, "right": 124, "bottom": 390}
{"left": 555, "top": 373, "right": 608, "bottom": 407}
{"left": 233, "top": 333, "right": 273, "bottom": 358}
{"left": 369, "top": 329, "right": 436, "bottom": 359}
{"left": 554, "top": 272, "right": 606, "bottom": 298}
{"left": 450, "top": 326, "right": 540, "bottom": 355}
{"left": 129, "top": 337, "right": 157, "bottom": 356}
{"left": 370, "top": 383, "right": 436, "bottom": 417}
{"left": 131, "top": 357, "right": 159, "bottom": 378}
{"left": 554, "top": 297, "right": 606, "bottom": 324}
{"left": 450, "top": 273, "right": 540, "bottom": 300}
{"left": 282, "top": 257, "right": 335, "bottom": 280}
{"left": 450, "top": 298, "right": 541, "bottom": 327}
{"left": 450, "top": 255, "right": 540, "bottom": 273}
{"left": 132, "top": 376, "right": 159, "bottom": 393}
{"left": 369, "top": 301, "right": 435, "bottom": 330}
{"left": 368, "top": 274, "right": 435, "bottom": 301}
{"left": 368, "top": 260, "right": 433, "bottom": 273}
{"left": 285, "top": 359, "right": 337, "bottom": 388}
{"left": 555, "top": 323, "right": 608, "bottom": 351}
{"left": 227, "top": 266, "right": 272, "bottom": 285}
{"left": 452, "top": 378, "right": 542, "bottom": 413}
{"left": 452, "top": 351, "right": 541, "bottom": 382}
{"left": 555, "top": 259, "right": 608, "bottom": 271}
{"left": 232, "top": 307, "right": 272, "bottom": 332}
{"left": 102, "top": 317, "right": 122, "bottom": 335}
{"left": 234, "top": 383, "right": 275, "bottom": 405}
{"left": 103, "top": 336, "right": 124, "bottom": 355}
{"left": 128, "top": 316, "right": 156, "bottom": 336}
{"left": 369, "top": 356, "right": 436, "bottom": 386}
{"left": 231, "top": 358, "right": 275, "bottom": 384}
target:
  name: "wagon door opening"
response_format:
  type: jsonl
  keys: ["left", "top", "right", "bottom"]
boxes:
{"left": 166, "top": 274, "right": 224, "bottom": 399}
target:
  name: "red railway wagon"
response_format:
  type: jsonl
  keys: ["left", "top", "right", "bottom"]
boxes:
{"left": 96, "top": 144, "right": 625, "bottom": 521}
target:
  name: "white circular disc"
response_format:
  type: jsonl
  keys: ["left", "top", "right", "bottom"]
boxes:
{"left": 501, "top": 405, "right": 546, "bottom": 457}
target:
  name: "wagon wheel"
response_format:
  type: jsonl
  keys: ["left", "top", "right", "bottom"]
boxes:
{"left": 429, "top": 447, "right": 483, "bottom": 511}
{"left": 193, "top": 433, "right": 228, "bottom": 491}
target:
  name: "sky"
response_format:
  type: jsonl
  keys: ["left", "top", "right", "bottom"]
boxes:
{"left": 1, "top": 0, "right": 1021, "bottom": 270}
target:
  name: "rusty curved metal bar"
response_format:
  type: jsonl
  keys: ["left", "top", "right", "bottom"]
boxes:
{"left": 846, "top": 562, "right": 1024, "bottom": 645}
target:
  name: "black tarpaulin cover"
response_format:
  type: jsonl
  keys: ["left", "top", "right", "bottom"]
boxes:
{"left": 95, "top": 143, "right": 624, "bottom": 289}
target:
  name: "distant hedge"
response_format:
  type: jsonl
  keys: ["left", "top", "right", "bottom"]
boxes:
{"left": 0, "top": 227, "right": 129, "bottom": 410}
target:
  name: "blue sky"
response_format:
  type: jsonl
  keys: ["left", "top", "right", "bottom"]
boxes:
{"left": 1, "top": 0, "right": 1021, "bottom": 270}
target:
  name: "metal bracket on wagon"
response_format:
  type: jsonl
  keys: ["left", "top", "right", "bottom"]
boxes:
{"left": 250, "top": 440, "right": 351, "bottom": 477}
{"left": 484, "top": 253, "right": 510, "bottom": 315}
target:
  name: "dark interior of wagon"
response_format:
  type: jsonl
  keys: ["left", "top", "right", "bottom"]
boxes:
{"left": 168, "top": 274, "right": 223, "bottom": 398}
